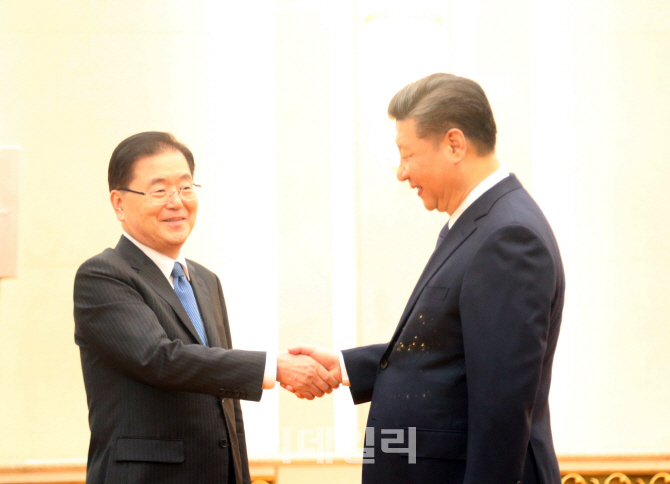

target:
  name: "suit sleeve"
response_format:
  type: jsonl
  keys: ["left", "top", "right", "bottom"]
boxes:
{"left": 460, "top": 225, "right": 556, "bottom": 483}
{"left": 73, "top": 255, "right": 266, "bottom": 401}
{"left": 342, "top": 343, "right": 387, "bottom": 404}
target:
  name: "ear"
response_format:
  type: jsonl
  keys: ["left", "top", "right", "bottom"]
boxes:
{"left": 441, "top": 128, "right": 467, "bottom": 162}
{"left": 110, "top": 190, "right": 126, "bottom": 222}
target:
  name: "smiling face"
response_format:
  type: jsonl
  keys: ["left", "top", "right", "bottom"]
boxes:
{"left": 395, "top": 118, "right": 455, "bottom": 213}
{"left": 111, "top": 149, "right": 197, "bottom": 259}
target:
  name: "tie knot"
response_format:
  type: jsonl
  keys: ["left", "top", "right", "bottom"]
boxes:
{"left": 439, "top": 222, "right": 450, "bottom": 239}
{"left": 171, "top": 262, "right": 185, "bottom": 279}
{"left": 436, "top": 221, "right": 450, "bottom": 249}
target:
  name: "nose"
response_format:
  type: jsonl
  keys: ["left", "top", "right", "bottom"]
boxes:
{"left": 165, "top": 189, "right": 185, "bottom": 208}
{"left": 396, "top": 162, "right": 408, "bottom": 182}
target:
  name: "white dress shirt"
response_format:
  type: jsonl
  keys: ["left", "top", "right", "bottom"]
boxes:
{"left": 446, "top": 166, "right": 509, "bottom": 230}
{"left": 123, "top": 233, "right": 276, "bottom": 389}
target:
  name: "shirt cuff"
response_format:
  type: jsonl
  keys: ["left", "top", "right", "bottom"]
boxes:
{"left": 338, "top": 351, "right": 351, "bottom": 387}
{"left": 262, "top": 350, "right": 276, "bottom": 389}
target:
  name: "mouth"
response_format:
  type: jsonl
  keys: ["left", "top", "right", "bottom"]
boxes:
{"left": 162, "top": 217, "right": 187, "bottom": 224}
{"left": 411, "top": 185, "right": 423, "bottom": 196}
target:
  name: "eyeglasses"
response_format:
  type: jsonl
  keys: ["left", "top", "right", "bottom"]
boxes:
{"left": 117, "top": 184, "right": 201, "bottom": 205}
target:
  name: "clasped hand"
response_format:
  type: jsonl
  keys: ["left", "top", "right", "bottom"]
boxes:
{"left": 276, "top": 345, "right": 341, "bottom": 400}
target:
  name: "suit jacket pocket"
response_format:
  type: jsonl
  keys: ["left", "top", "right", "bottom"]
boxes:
{"left": 422, "top": 286, "right": 450, "bottom": 300}
{"left": 114, "top": 438, "right": 185, "bottom": 464}
{"left": 414, "top": 428, "right": 467, "bottom": 460}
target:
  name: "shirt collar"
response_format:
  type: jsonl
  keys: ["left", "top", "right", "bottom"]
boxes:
{"left": 447, "top": 166, "right": 509, "bottom": 229}
{"left": 123, "top": 232, "right": 190, "bottom": 281}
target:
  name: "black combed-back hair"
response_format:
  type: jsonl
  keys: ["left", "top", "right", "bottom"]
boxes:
{"left": 108, "top": 131, "right": 195, "bottom": 191}
{"left": 388, "top": 73, "right": 497, "bottom": 155}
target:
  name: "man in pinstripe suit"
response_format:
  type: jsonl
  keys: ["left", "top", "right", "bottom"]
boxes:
{"left": 74, "top": 132, "right": 338, "bottom": 484}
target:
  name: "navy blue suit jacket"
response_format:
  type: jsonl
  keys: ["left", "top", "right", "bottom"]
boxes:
{"left": 343, "top": 175, "right": 564, "bottom": 484}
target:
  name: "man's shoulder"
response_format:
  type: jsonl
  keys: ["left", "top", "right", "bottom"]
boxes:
{"left": 475, "top": 185, "right": 559, "bottom": 257}
{"left": 480, "top": 179, "right": 545, "bottom": 225}
{"left": 75, "top": 246, "right": 131, "bottom": 278}
{"left": 73, "top": 247, "right": 139, "bottom": 302}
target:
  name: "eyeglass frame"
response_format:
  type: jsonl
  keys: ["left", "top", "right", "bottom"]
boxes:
{"left": 116, "top": 184, "right": 201, "bottom": 205}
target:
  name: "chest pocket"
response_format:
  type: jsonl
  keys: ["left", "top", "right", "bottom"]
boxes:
{"left": 423, "top": 286, "right": 449, "bottom": 300}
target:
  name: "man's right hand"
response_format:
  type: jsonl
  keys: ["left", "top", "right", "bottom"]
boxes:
{"left": 276, "top": 351, "right": 340, "bottom": 400}
{"left": 281, "top": 345, "right": 342, "bottom": 399}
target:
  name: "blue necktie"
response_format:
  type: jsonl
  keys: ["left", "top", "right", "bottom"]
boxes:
{"left": 171, "top": 262, "right": 208, "bottom": 346}
{"left": 436, "top": 222, "right": 450, "bottom": 248}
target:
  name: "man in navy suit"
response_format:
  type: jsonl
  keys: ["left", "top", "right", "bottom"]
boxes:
{"left": 288, "top": 74, "right": 565, "bottom": 484}
{"left": 74, "top": 132, "right": 338, "bottom": 483}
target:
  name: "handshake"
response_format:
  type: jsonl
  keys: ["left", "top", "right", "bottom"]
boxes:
{"left": 276, "top": 345, "right": 342, "bottom": 400}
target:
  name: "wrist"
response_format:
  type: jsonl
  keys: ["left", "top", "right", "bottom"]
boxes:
{"left": 276, "top": 351, "right": 288, "bottom": 382}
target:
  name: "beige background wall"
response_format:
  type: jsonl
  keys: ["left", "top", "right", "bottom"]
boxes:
{"left": 530, "top": 0, "right": 670, "bottom": 452}
{"left": 1, "top": 0, "right": 669, "bottom": 477}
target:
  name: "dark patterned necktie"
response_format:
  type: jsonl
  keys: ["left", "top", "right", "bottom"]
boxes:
{"left": 436, "top": 222, "right": 450, "bottom": 248}
{"left": 171, "top": 262, "right": 208, "bottom": 346}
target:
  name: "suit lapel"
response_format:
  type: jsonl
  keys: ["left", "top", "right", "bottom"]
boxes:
{"left": 387, "top": 175, "right": 523, "bottom": 348}
{"left": 114, "top": 236, "right": 203, "bottom": 345}
{"left": 187, "top": 262, "right": 226, "bottom": 349}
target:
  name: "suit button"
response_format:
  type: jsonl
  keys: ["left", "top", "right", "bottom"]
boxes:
{"left": 380, "top": 359, "right": 388, "bottom": 369}
{"left": 233, "top": 391, "right": 240, "bottom": 397}
{"left": 220, "top": 439, "right": 228, "bottom": 448}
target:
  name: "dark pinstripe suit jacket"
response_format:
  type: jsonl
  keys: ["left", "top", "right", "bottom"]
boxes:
{"left": 74, "top": 236, "right": 266, "bottom": 484}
